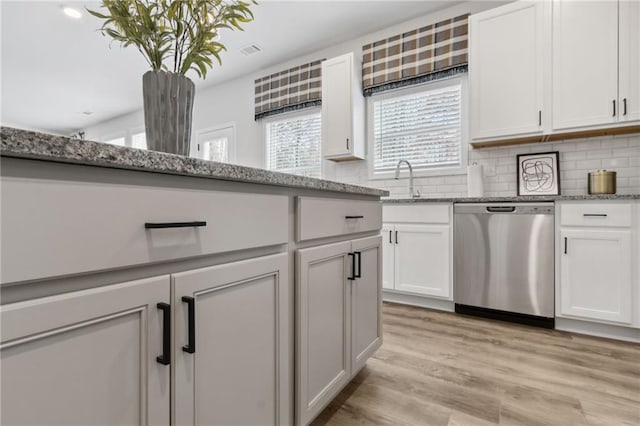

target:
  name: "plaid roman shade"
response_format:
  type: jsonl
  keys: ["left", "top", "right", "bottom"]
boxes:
{"left": 254, "top": 60, "right": 323, "bottom": 120}
{"left": 362, "top": 14, "right": 469, "bottom": 96}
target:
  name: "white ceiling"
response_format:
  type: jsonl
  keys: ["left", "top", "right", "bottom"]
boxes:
{"left": 1, "top": 0, "right": 463, "bottom": 135}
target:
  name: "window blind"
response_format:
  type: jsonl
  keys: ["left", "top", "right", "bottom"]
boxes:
{"left": 373, "top": 83, "right": 462, "bottom": 173}
{"left": 266, "top": 112, "right": 321, "bottom": 178}
{"left": 255, "top": 60, "right": 323, "bottom": 120}
{"left": 362, "top": 14, "right": 469, "bottom": 96}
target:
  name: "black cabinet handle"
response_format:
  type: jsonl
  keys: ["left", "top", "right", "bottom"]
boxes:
{"left": 145, "top": 221, "right": 206, "bottom": 229}
{"left": 182, "top": 296, "right": 196, "bottom": 354}
{"left": 564, "top": 237, "right": 568, "bottom": 255}
{"left": 346, "top": 138, "right": 350, "bottom": 150}
{"left": 347, "top": 253, "right": 356, "bottom": 281}
{"left": 388, "top": 230, "right": 392, "bottom": 244}
{"left": 583, "top": 213, "right": 607, "bottom": 217}
{"left": 156, "top": 303, "right": 171, "bottom": 365}
{"left": 538, "top": 110, "right": 542, "bottom": 126}
{"left": 623, "top": 98, "right": 628, "bottom": 116}
{"left": 345, "top": 215, "right": 364, "bottom": 219}
{"left": 613, "top": 99, "right": 616, "bottom": 117}
{"left": 395, "top": 230, "right": 398, "bottom": 244}
{"left": 486, "top": 206, "right": 516, "bottom": 213}
{"left": 354, "top": 251, "right": 362, "bottom": 278}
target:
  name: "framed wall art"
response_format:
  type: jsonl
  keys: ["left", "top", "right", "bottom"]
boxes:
{"left": 517, "top": 151, "right": 560, "bottom": 196}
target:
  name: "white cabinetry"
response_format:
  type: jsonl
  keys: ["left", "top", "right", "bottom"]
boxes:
{"left": 0, "top": 276, "right": 171, "bottom": 425}
{"left": 382, "top": 204, "right": 453, "bottom": 301}
{"left": 172, "top": 254, "right": 290, "bottom": 426}
{"left": 470, "top": 0, "right": 550, "bottom": 141}
{"left": 552, "top": 0, "right": 640, "bottom": 130}
{"left": 296, "top": 236, "right": 381, "bottom": 425}
{"left": 557, "top": 202, "right": 636, "bottom": 327}
{"left": 321, "top": 52, "right": 365, "bottom": 161}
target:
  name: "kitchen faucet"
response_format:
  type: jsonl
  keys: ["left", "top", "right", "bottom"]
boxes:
{"left": 394, "top": 159, "right": 421, "bottom": 198}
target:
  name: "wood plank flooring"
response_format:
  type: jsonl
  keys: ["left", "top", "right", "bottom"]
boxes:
{"left": 311, "top": 302, "right": 640, "bottom": 426}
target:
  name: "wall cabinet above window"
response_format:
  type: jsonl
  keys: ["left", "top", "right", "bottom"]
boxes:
{"left": 321, "top": 53, "right": 365, "bottom": 161}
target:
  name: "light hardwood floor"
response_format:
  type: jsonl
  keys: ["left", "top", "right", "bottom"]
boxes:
{"left": 312, "top": 302, "right": 640, "bottom": 426}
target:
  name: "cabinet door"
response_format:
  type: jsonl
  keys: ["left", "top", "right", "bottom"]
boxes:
{"left": 470, "top": 0, "right": 549, "bottom": 139}
{"left": 172, "top": 254, "right": 290, "bottom": 426}
{"left": 619, "top": 0, "right": 640, "bottom": 122}
{"left": 552, "top": 0, "right": 619, "bottom": 130}
{"left": 351, "top": 236, "right": 383, "bottom": 374}
{"left": 560, "top": 230, "right": 632, "bottom": 324}
{"left": 381, "top": 225, "right": 395, "bottom": 289}
{"left": 1, "top": 276, "right": 170, "bottom": 425}
{"left": 296, "top": 241, "right": 352, "bottom": 425}
{"left": 322, "top": 54, "right": 353, "bottom": 158}
{"left": 394, "top": 224, "right": 452, "bottom": 298}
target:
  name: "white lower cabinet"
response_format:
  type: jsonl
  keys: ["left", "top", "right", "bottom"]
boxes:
{"left": 172, "top": 253, "right": 290, "bottom": 426}
{"left": 382, "top": 224, "right": 452, "bottom": 299}
{"left": 557, "top": 201, "right": 637, "bottom": 329}
{"left": 559, "top": 229, "right": 633, "bottom": 325}
{"left": 0, "top": 276, "right": 171, "bottom": 425}
{"left": 1, "top": 254, "right": 291, "bottom": 426}
{"left": 296, "top": 236, "right": 382, "bottom": 425}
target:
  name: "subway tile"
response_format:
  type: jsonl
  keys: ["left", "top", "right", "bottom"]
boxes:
{"left": 586, "top": 149, "right": 613, "bottom": 159}
{"left": 601, "top": 157, "right": 629, "bottom": 168}
{"left": 575, "top": 159, "right": 602, "bottom": 169}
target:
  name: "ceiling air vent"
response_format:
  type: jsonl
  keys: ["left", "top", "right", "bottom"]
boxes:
{"left": 240, "top": 44, "right": 262, "bottom": 56}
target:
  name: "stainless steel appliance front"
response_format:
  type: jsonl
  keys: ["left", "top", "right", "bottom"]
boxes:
{"left": 454, "top": 203, "right": 555, "bottom": 319}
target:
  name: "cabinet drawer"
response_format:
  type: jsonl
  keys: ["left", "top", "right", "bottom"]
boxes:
{"left": 560, "top": 202, "right": 632, "bottom": 227}
{"left": 383, "top": 204, "right": 451, "bottom": 224}
{"left": 1, "top": 178, "right": 288, "bottom": 283}
{"left": 296, "top": 197, "right": 381, "bottom": 241}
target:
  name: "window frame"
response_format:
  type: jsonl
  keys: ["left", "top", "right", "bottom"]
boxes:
{"left": 263, "top": 108, "right": 323, "bottom": 178}
{"left": 366, "top": 75, "right": 468, "bottom": 180}
{"left": 194, "top": 122, "right": 237, "bottom": 163}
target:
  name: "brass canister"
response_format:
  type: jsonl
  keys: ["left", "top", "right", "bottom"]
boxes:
{"left": 588, "top": 170, "right": 616, "bottom": 194}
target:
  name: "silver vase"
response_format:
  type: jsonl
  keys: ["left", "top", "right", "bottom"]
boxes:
{"left": 142, "top": 70, "right": 195, "bottom": 156}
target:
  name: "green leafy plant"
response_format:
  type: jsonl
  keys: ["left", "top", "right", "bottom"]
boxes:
{"left": 88, "top": 0, "right": 256, "bottom": 79}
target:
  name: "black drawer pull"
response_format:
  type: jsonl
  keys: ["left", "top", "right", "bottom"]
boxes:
{"left": 564, "top": 237, "right": 568, "bottom": 255}
{"left": 354, "top": 251, "right": 362, "bottom": 278}
{"left": 182, "top": 296, "right": 196, "bottom": 354}
{"left": 345, "top": 215, "right": 364, "bottom": 219}
{"left": 145, "top": 221, "right": 206, "bottom": 229}
{"left": 583, "top": 214, "right": 607, "bottom": 217}
{"left": 156, "top": 303, "right": 171, "bottom": 365}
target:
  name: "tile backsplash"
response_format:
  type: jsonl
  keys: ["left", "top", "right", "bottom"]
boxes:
{"left": 334, "top": 133, "right": 640, "bottom": 198}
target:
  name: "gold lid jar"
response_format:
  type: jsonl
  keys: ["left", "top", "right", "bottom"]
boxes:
{"left": 588, "top": 170, "right": 616, "bottom": 195}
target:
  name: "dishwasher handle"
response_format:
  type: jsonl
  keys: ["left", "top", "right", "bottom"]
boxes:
{"left": 485, "top": 206, "right": 516, "bottom": 213}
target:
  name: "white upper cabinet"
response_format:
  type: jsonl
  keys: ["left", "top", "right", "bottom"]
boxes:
{"left": 321, "top": 53, "right": 365, "bottom": 161}
{"left": 553, "top": 0, "right": 640, "bottom": 130}
{"left": 619, "top": 0, "right": 640, "bottom": 123}
{"left": 470, "top": 0, "right": 551, "bottom": 141}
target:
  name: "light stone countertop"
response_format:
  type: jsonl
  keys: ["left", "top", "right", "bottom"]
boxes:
{"left": 0, "top": 127, "right": 389, "bottom": 197}
{"left": 382, "top": 194, "right": 640, "bottom": 203}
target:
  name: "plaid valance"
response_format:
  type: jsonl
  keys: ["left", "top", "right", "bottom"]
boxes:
{"left": 254, "top": 60, "right": 323, "bottom": 120}
{"left": 362, "top": 14, "right": 469, "bottom": 96}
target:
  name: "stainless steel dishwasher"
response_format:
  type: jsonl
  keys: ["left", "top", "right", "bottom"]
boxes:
{"left": 453, "top": 203, "right": 555, "bottom": 328}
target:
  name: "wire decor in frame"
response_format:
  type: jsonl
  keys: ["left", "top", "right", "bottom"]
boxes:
{"left": 517, "top": 151, "right": 560, "bottom": 196}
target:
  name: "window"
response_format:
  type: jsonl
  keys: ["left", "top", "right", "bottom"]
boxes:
{"left": 131, "top": 132, "right": 147, "bottom": 149}
{"left": 369, "top": 77, "right": 467, "bottom": 178}
{"left": 196, "top": 123, "right": 235, "bottom": 163}
{"left": 265, "top": 111, "right": 321, "bottom": 178}
{"left": 104, "top": 136, "right": 125, "bottom": 146}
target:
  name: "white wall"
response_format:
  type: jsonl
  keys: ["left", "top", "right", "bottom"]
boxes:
{"left": 83, "top": 1, "right": 500, "bottom": 169}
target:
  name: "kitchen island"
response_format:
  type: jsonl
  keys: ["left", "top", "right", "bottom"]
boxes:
{"left": 0, "top": 127, "right": 388, "bottom": 425}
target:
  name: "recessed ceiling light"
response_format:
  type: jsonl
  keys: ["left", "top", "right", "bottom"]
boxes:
{"left": 62, "top": 6, "right": 82, "bottom": 19}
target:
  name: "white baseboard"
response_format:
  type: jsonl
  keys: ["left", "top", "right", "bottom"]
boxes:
{"left": 382, "top": 290, "right": 454, "bottom": 312}
{"left": 555, "top": 317, "right": 640, "bottom": 343}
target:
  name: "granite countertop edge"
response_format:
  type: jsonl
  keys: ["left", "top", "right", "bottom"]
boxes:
{"left": 0, "top": 127, "right": 389, "bottom": 197}
{"left": 383, "top": 194, "right": 640, "bottom": 203}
